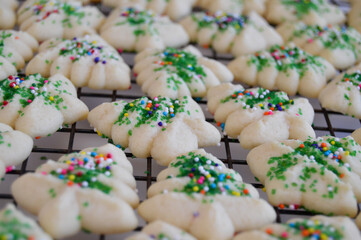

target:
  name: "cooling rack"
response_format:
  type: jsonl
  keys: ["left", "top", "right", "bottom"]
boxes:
{"left": 2, "top": 0, "right": 360, "bottom": 239}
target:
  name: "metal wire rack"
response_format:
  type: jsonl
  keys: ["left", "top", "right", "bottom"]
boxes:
{"left": 3, "top": 0, "right": 360, "bottom": 239}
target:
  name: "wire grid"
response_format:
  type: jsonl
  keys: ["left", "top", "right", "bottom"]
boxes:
{"left": 2, "top": 0, "right": 360, "bottom": 239}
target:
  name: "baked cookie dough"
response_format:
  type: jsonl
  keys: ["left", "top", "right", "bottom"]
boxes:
{"left": 26, "top": 35, "right": 131, "bottom": 90}
{"left": 180, "top": 11, "right": 283, "bottom": 56}
{"left": 88, "top": 96, "right": 220, "bottom": 166}
{"left": 0, "top": 73, "right": 89, "bottom": 138}
{"left": 0, "top": 30, "right": 38, "bottom": 79}
{"left": 266, "top": 0, "right": 346, "bottom": 26}
{"left": 196, "top": 0, "right": 267, "bottom": 16}
{"left": 133, "top": 46, "right": 233, "bottom": 98}
{"left": 0, "top": 204, "right": 52, "bottom": 240}
{"left": 0, "top": 123, "right": 33, "bottom": 178}
{"left": 352, "top": 127, "right": 361, "bottom": 146}
{"left": 207, "top": 83, "right": 315, "bottom": 149}
{"left": 12, "top": 144, "right": 139, "bottom": 239}
{"left": 247, "top": 135, "right": 361, "bottom": 216}
{"left": 138, "top": 149, "right": 276, "bottom": 240}
{"left": 348, "top": 0, "right": 361, "bottom": 34}
{"left": 234, "top": 215, "right": 361, "bottom": 240}
{"left": 228, "top": 44, "right": 336, "bottom": 98}
{"left": 126, "top": 221, "right": 196, "bottom": 240}
{"left": 17, "top": 0, "right": 105, "bottom": 42}
{"left": 277, "top": 22, "right": 361, "bottom": 70}
{"left": 100, "top": 7, "right": 189, "bottom": 52}
{"left": 319, "top": 63, "right": 361, "bottom": 119}
{"left": 0, "top": 0, "right": 18, "bottom": 29}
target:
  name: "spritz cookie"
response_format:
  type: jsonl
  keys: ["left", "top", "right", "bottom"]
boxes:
{"left": 196, "top": 0, "right": 267, "bottom": 16}
{"left": 0, "top": 0, "right": 18, "bottom": 29}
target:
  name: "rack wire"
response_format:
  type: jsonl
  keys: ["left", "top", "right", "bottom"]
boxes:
{"left": 3, "top": 0, "right": 360, "bottom": 239}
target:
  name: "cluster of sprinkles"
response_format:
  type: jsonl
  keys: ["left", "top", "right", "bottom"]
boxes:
{"left": 45, "top": 150, "right": 116, "bottom": 194}
{"left": 0, "top": 31, "right": 14, "bottom": 63}
{"left": 169, "top": 152, "right": 250, "bottom": 197}
{"left": 265, "top": 219, "right": 343, "bottom": 240}
{"left": 281, "top": 0, "right": 322, "bottom": 18}
{"left": 340, "top": 71, "right": 361, "bottom": 91}
{"left": 249, "top": 45, "right": 324, "bottom": 77}
{"left": 118, "top": 8, "right": 156, "bottom": 37}
{"left": 0, "top": 208, "right": 35, "bottom": 240}
{"left": 149, "top": 233, "right": 171, "bottom": 240}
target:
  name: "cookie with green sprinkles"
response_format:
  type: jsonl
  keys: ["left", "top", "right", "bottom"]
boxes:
{"left": 12, "top": 144, "right": 139, "bottom": 239}
{"left": 196, "top": 0, "right": 266, "bottom": 16}
{"left": 133, "top": 46, "right": 233, "bottom": 98}
{"left": 0, "top": 204, "right": 52, "bottom": 240}
{"left": 17, "top": 0, "right": 105, "bottom": 42}
{"left": 88, "top": 96, "right": 221, "bottom": 166}
{"left": 0, "top": 0, "right": 18, "bottom": 29}
{"left": 319, "top": 63, "right": 361, "bottom": 119}
{"left": 126, "top": 220, "right": 197, "bottom": 240}
{"left": 266, "top": 0, "right": 345, "bottom": 26}
{"left": 247, "top": 135, "right": 361, "bottom": 216}
{"left": 234, "top": 215, "right": 361, "bottom": 240}
{"left": 100, "top": 7, "right": 189, "bottom": 52}
{"left": 26, "top": 35, "right": 131, "bottom": 90}
{"left": 0, "top": 73, "right": 89, "bottom": 138}
{"left": 207, "top": 83, "right": 315, "bottom": 149}
{"left": 348, "top": 0, "right": 361, "bottom": 35}
{"left": 228, "top": 44, "right": 336, "bottom": 98}
{"left": 138, "top": 149, "right": 276, "bottom": 240}
{"left": 277, "top": 22, "right": 361, "bottom": 70}
{"left": 180, "top": 11, "right": 283, "bottom": 56}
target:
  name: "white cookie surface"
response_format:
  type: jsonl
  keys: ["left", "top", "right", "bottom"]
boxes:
{"left": 0, "top": 73, "right": 89, "bottom": 138}
{"left": 196, "top": 0, "right": 267, "bottom": 15}
{"left": 138, "top": 149, "right": 276, "bottom": 240}
{"left": 12, "top": 144, "right": 139, "bottom": 239}
{"left": 247, "top": 135, "right": 361, "bottom": 216}
{"left": 26, "top": 35, "right": 131, "bottom": 90}
{"left": 180, "top": 11, "right": 283, "bottom": 56}
{"left": 134, "top": 46, "right": 233, "bottom": 98}
{"left": 88, "top": 96, "right": 221, "bottom": 166}
{"left": 100, "top": 7, "right": 189, "bottom": 52}
{"left": 0, "top": 0, "right": 18, "bottom": 29}
{"left": 228, "top": 44, "right": 336, "bottom": 98}
{"left": 207, "top": 83, "right": 315, "bottom": 149}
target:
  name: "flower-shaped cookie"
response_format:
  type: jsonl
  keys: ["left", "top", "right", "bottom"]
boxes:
{"left": 126, "top": 221, "right": 196, "bottom": 240}
{"left": 0, "top": 73, "right": 89, "bottom": 138}
{"left": 138, "top": 149, "right": 277, "bottom": 240}
{"left": 0, "top": 204, "right": 52, "bottom": 240}
{"left": 228, "top": 44, "right": 336, "bottom": 98}
{"left": 0, "top": 30, "right": 38, "bottom": 80}
{"left": 180, "top": 11, "right": 283, "bottom": 56}
{"left": 26, "top": 35, "right": 131, "bottom": 90}
{"left": 12, "top": 144, "right": 139, "bottom": 239}
{"left": 100, "top": 8, "right": 189, "bottom": 52}
{"left": 234, "top": 215, "right": 361, "bottom": 240}
{"left": 207, "top": 83, "right": 315, "bottom": 149}
{"left": 88, "top": 96, "right": 221, "bottom": 166}
{"left": 277, "top": 22, "right": 361, "bottom": 70}
{"left": 196, "top": 0, "right": 266, "bottom": 16}
{"left": 266, "top": 0, "right": 346, "bottom": 26}
{"left": 348, "top": 0, "right": 361, "bottom": 34}
{"left": 17, "top": 0, "right": 105, "bottom": 42}
{"left": 319, "top": 63, "right": 361, "bottom": 119}
{"left": 133, "top": 46, "right": 233, "bottom": 98}
{"left": 0, "top": 122, "right": 33, "bottom": 178}
{"left": 247, "top": 135, "right": 361, "bottom": 216}
{"left": 0, "top": 0, "right": 18, "bottom": 29}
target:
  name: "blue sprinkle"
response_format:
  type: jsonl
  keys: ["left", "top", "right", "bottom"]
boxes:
{"left": 102, "top": 60, "right": 106, "bottom": 64}
{"left": 148, "top": 111, "right": 152, "bottom": 115}
{"left": 191, "top": 168, "right": 195, "bottom": 172}
{"left": 83, "top": 157, "right": 89, "bottom": 162}
{"left": 215, "top": 163, "right": 219, "bottom": 167}
{"left": 158, "top": 122, "right": 163, "bottom": 127}
{"left": 106, "top": 166, "right": 111, "bottom": 170}
{"left": 171, "top": 113, "right": 175, "bottom": 117}
{"left": 224, "top": 185, "right": 230, "bottom": 190}
{"left": 153, "top": 107, "right": 157, "bottom": 110}
{"left": 116, "top": 144, "right": 121, "bottom": 148}
{"left": 59, "top": 175, "right": 64, "bottom": 179}
{"left": 91, "top": 152, "right": 97, "bottom": 157}
{"left": 71, "top": 157, "right": 76, "bottom": 161}
{"left": 87, "top": 52, "right": 91, "bottom": 55}
{"left": 141, "top": 100, "right": 145, "bottom": 104}
{"left": 210, "top": 183, "right": 216, "bottom": 189}
{"left": 94, "top": 57, "right": 100, "bottom": 63}
{"left": 163, "top": 112, "right": 168, "bottom": 116}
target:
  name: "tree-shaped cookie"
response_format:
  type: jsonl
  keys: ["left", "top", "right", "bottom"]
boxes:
{"left": 0, "top": 30, "right": 38, "bottom": 80}
{"left": 266, "top": 0, "right": 346, "bottom": 26}
{"left": 126, "top": 221, "right": 197, "bottom": 240}
{"left": 0, "top": 204, "right": 52, "bottom": 240}
{"left": 0, "top": 73, "right": 89, "bottom": 138}
{"left": 348, "top": 0, "right": 361, "bottom": 34}
{"left": 277, "top": 22, "right": 361, "bottom": 70}
{"left": 180, "top": 11, "right": 283, "bottom": 56}
{"left": 88, "top": 96, "right": 221, "bottom": 166}
{"left": 247, "top": 135, "right": 361, "bottom": 216}
{"left": 100, "top": 7, "right": 189, "bottom": 52}
{"left": 196, "top": 0, "right": 266, "bottom": 16}
{"left": 17, "top": 0, "right": 105, "bottom": 42}
{"left": 319, "top": 63, "right": 361, "bottom": 119}
{"left": 26, "top": 35, "right": 131, "bottom": 90}
{"left": 0, "top": 122, "right": 33, "bottom": 178}
{"left": 207, "top": 83, "right": 315, "bottom": 149}
{"left": 133, "top": 46, "right": 233, "bottom": 98}
{"left": 228, "top": 44, "right": 336, "bottom": 98}
{"left": 12, "top": 144, "right": 139, "bottom": 239}
{"left": 138, "top": 149, "right": 276, "bottom": 240}
{"left": 234, "top": 215, "right": 361, "bottom": 240}
{"left": 0, "top": 0, "right": 18, "bottom": 29}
